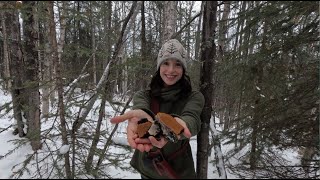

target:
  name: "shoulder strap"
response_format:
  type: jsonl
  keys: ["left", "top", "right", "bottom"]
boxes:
{"left": 151, "top": 97, "right": 160, "bottom": 114}
{"left": 148, "top": 97, "right": 190, "bottom": 179}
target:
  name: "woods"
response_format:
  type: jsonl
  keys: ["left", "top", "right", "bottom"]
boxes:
{"left": 0, "top": 1, "right": 319, "bottom": 179}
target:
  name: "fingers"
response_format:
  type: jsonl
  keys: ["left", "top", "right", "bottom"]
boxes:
{"left": 110, "top": 109, "right": 153, "bottom": 124}
{"left": 128, "top": 136, "right": 153, "bottom": 152}
{"left": 110, "top": 109, "right": 155, "bottom": 152}
{"left": 127, "top": 135, "right": 137, "bottom": 149}
{"left": 182, "top": 128, "right": 192, "bottom": 138}
{"left": 127, "top": 126, "right": 138, "bottom": 149}
{"left": 110, "top": 116, "right": 125, "bottom": 124}
{"left": 135, "top": 137, "right": 151, "bottom": 144}
{"left": 111, "top": 111, "right": 194, "bottom": 152}
{"left": 149, "top": 136, "right": 167, "bottom": 148}
{"left": 136, "top": 144, "right": 145, "bottom": 152}
{"left": 174, "top": 117, "right": 192, "bottom": 138}
{"left": 144, "top": 144, "right": 152, "bottom": 152}
{"left": 136, "top": 143, "right": 153, "bottom": 152}
{"left": 110, "top": 111, "right": 136, "bottom": 124}
{"left": 134, "top": 138, "right": 152, "bottom": 152}
{"left": 135, "top": 136, "right": 166, "bottom": 151}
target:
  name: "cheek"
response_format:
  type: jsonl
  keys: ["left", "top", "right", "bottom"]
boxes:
{"left": 178, "top": 68, "right": 183, "bottom": 74}
{"left": 159, "top": 70, "right": 166, "bottom": 80}
{"left": 159, "top": 68, "right": 165, "bottom": 76}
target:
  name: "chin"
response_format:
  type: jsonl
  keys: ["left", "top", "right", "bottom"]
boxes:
{"left": 164, "top": 81, "right": 177, "bottom": 86}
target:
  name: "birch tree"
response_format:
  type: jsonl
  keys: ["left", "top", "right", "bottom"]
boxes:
{"left": 162, "top": 1, "right": 177, "bottom": 43}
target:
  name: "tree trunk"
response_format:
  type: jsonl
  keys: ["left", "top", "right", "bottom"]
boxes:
{"left": 217, "top": 1, "right": 231, "bottom": 130}
{"left": 2, "top": 2, "right": 27, "bottom": 137}
{"left": 236, "top": 1, "right": 247, "bottom": 149}
{"left": 53, "top": 1, "right": 67, "bottom": 106}
{"left": 218, "top": 1, "right": 230, "bottom": 55}
{"left": 85, "top": 86, "right": 107, "bottom": 173}
{"left": 100, "top": 1, "right": 113, "bottom": 103}
{"left": 139, "top": 1, "right": 148, "bottom": 90}
{"left": 249, "top": 63, "right": 263, "bottom": 170}
{"left": 47, "top": 1, "right": 72, "bottom": 177}
{"left": 185, "top": 1, "right": 195, "bottom": 57}
{"left": 42, "top": 12, "right": 51, "bottom": 121}
{"left": 89, "top": 2, "right": 97, "bottom": 86}
{"left": 162, "top": 1, "right": 176, "bottom": 43}
{"left": 197, "top": 1, "right": 217, "bottom": 179}
{"left": 0, "top": 6, "right": 11, "bottom": 90}
{"left": 195, "top": 2, "right": 203, "bottom": 61}
{"left": 22, "top": 1, "right": 41, "bottom": 151}
{"left": 211, "top": 123, "right": 227, "bottom": 178}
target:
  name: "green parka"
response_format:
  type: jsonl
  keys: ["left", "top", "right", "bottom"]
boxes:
{"left": 130, "top": 84, "right": 205, "bottom": 179}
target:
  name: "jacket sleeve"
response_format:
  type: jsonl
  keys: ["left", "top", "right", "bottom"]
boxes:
{"left": 173, "top": 91, "right": 205, "bottom": 137}
{"left": 131, "top": 90, "right": 155, "bottom": 119}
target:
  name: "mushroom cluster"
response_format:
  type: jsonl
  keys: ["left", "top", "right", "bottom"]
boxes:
{"left": 136, "top": 112, "right": 184, "bottom": 143}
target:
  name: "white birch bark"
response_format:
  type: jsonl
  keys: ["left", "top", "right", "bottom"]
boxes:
{"left": 162, "top": 1, "right": 177, "bottom": 42}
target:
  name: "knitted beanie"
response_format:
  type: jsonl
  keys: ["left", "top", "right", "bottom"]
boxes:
{"left": 157, "top": 39, "right": 187, "bottom": 70}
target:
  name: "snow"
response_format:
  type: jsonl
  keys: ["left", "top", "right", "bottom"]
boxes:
{"left": 59, "top": 144, "right": 70, "bottom": 154}
{"left": 0, "top": 88, "right": 307, "bottom": 179}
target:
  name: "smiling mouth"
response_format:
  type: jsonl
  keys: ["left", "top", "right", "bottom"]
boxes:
{"left": 166, "top": 75, "right": 176, "bottom": 79}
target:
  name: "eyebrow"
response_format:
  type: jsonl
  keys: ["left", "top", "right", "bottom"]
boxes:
{"left": 165, "top": 59, "right": 180, "bottom": 62}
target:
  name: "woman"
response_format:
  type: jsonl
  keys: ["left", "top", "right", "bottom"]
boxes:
{"left": 110, "top": 39, "right": 205, "bottom": 179}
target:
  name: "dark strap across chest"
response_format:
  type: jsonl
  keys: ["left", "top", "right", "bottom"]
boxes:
{"left": 147, "top": 97, "right": 189, "bottom": 179}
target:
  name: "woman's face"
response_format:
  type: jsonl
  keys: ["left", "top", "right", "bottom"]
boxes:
{"left": 159, "top": 59, "right": 183, "bottom": 87}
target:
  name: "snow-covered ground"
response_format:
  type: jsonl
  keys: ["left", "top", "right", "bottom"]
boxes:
{"left": 0, "top": 88, "right": 306, "bottom": 179}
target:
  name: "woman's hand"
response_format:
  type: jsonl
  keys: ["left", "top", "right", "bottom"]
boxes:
{"left": 174, "top": 117, "right": 192, "bottom": 139}
{"left": 134, "top": 136, "right": 168, "bottom": 149}
{"left": 110, "top": 111, "right": 193, "bottom": 151}
{"left": 134, "top": 116, "right": 192, "bottom": 148}
{"left": 110, "top": 109, "right": 153, "bottom": 152}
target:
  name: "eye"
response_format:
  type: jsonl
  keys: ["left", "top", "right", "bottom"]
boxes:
{"left": 162, "top": 61, "right": 169, "bottom": 65}
{"left": 175, "top": 62, "right": 182, "bottom": 67}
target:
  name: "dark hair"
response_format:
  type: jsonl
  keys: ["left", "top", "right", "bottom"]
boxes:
{"left": 149, "top": 70, "right": 192, "bottom": 99}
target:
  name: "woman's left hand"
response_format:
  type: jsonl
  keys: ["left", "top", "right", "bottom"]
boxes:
{"left": 174, "top": 117, "right": 192, "bottom": 139}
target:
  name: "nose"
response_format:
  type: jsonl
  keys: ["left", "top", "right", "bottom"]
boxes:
{"left": 167, "top": 64, "right": 175, "bottom": 72}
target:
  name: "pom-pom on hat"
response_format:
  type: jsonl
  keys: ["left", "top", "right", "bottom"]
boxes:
{"left": 157, "top": 39, "right": 187, "bottom": 70}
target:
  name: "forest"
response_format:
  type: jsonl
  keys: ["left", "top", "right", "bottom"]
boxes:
{"left": 0, "top": 1, "right": 319, "bottom": 179}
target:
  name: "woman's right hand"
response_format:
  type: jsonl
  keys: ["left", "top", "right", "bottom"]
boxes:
{"left": 110, "top": 109, "right": 154, "bottom": 152}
